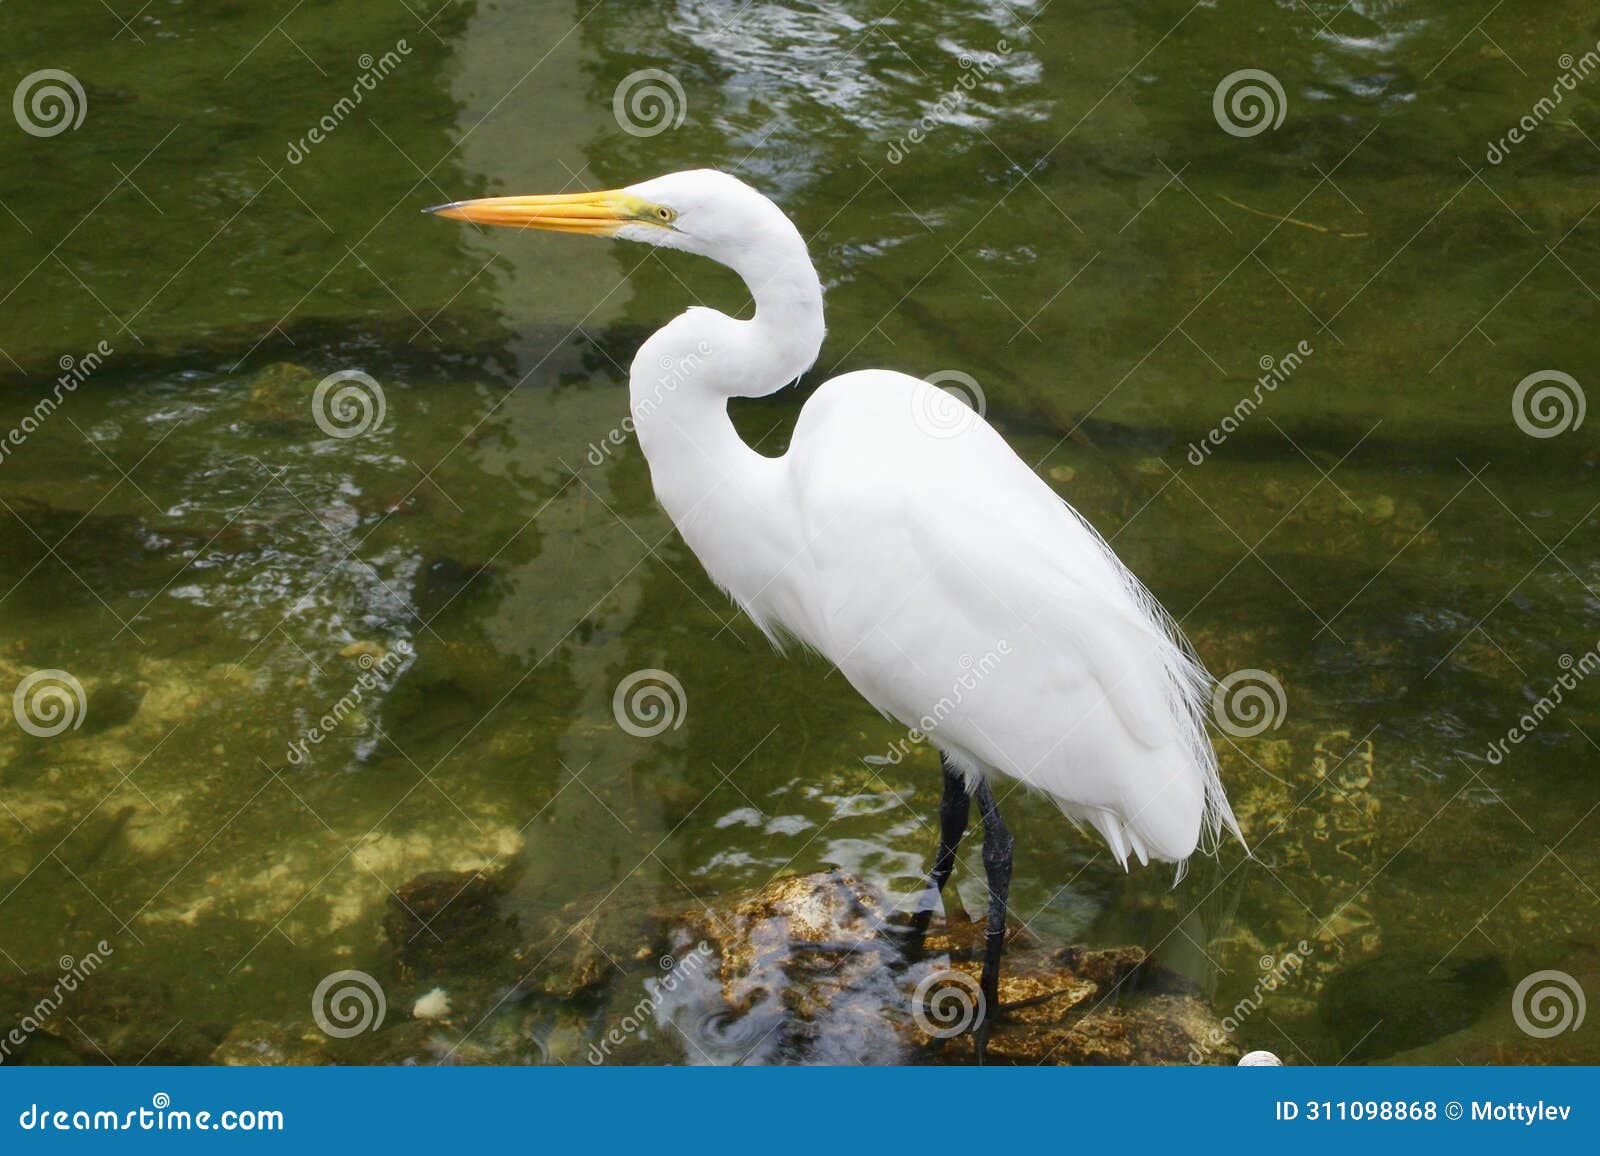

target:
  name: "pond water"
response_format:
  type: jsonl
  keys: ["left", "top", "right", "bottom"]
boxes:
{"left": 1, "top": 0, "right": 1597, "bottom": 1065}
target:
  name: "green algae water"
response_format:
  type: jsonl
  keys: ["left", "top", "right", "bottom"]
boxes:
{"left": 1, "top": 0, "right": 1597, "bottom": 1065}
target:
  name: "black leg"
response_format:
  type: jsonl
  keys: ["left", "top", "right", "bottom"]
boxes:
{"left": 973, "top": 776, "right": 1013, "bottom": 1063}
{"left": 910, "top": 756, "right": 970, "bottom": 938}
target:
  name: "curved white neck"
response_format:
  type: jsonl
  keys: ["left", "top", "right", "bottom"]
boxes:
{"left": 625, "top": 229, "right": 824, "bottom": 624}
{"left": 627, "top": 236, "right": 823, "bottom": 511}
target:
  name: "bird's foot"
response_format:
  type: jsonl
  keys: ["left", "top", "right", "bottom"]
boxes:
{"left": 902, "top": 896, "right": 971, "bottom": 956}
{"left": 970, "top": 986, "right": 1073, "bottom": 1065}
{"left": 974, "top": 1017, "right": 992, "bottom": 1065}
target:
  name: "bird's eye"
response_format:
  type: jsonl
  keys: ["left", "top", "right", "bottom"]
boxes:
{"left": 654, "top": 206, "right": 676, "bottom": 224}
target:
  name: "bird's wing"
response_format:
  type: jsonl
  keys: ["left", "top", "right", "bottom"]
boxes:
{"left": 791, "top": 369, "right": 1189, "bottom": 746}
{"left": 787, "top": 370, "right": 1236, "bottom": 865}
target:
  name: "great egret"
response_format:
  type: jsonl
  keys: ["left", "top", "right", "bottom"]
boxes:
{"left": 428, "top": 169, "right": 1242, "bottom": 1058}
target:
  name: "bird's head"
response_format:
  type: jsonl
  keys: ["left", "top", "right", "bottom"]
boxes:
{"left": 425, "top": 168, "right": 795, "bottom": 268}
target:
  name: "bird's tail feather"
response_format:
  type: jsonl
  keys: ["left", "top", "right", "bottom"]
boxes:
{"left": 1054, "top": 498, "right": 1246, "bottom": 868}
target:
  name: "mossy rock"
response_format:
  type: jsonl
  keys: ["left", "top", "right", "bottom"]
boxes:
{"left": 245, "top": 362, "right": 319, "bottom": 424}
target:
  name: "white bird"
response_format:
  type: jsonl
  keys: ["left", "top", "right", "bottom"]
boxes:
{"left": 428, "top": 169, "right": 1242, "bottom": 1056}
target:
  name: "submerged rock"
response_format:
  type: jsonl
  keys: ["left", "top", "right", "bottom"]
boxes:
{"left": 211, "top": 869, "right": 1238, "bottom": 1066}
{"left": 920, "top": 927, "right": 1232, "bottom": 1066}
{"left": 211, "top": 1020, "right": 335, "bottom": 1066}
{"left": 648, "top": 870, "right": 1237, "bottom": 1065}
{"left": 1321, "top": 949, "right": 1509, "bottom": 1061}
{"left": 0, "top": 971, "right": 219, "bottom": 1065}
{"left": 338, "top": 639, "right": 390, "bottom": 664}
{"left": 384, "top": 869, "right": 517, "bottom": 984}
{"left": 1377, "top": 941, "right": 1600, "bottom": 1065}
{"left": 245, "top": 362, "right": 319, "bottom": 425}
{"left": 82, "top": 680, "right": 146, "bottom": 734}
{"left": 513, "top": 884, "right": 677, "bottom": 1001}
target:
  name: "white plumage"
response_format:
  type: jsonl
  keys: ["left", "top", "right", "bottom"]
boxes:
{"left": 428, "top": 168, "right": 1243, "bottom": 1050}
{"left": 607, "top": 169, "right": 1240, "bottom": 872}
{"left": 789, "top": 371, "right": 1237, "bottom": 869}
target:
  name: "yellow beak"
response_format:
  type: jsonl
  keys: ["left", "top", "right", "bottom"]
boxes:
{"left": 424, "top": 188, "right": 645, "bottom": 235}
